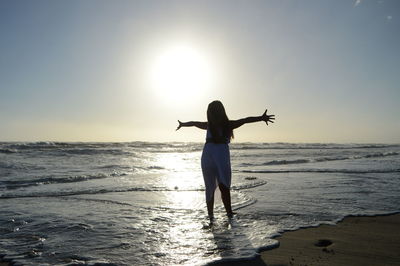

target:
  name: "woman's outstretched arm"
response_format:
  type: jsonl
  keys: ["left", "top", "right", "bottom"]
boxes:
{"left": 230, "top": 109, "right": 275, "bottom": 129}
{"left": 176, "top": 120, "right": 208, "bottom": 131}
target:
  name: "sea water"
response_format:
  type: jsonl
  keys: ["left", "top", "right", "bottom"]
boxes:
{"left": 0, "top": 142, "right": 399, "bottom": 265}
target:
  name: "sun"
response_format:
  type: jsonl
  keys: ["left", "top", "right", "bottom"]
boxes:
{"left": 149, "top": 44, "right": 214, "bottom": 104}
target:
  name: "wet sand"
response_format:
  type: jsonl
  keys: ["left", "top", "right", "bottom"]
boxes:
{"left": 213, "top": 213, "right": 400, "bottom": 266}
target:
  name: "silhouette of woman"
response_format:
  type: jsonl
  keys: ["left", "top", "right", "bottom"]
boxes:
{"left": 177, "top": 100, "right": 275, "bottom": 221}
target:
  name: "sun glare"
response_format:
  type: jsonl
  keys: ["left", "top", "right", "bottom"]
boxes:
{"left": 149, "top": 44, "right": 214, "bottom": 104}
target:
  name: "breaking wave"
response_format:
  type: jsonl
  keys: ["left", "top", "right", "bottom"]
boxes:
{"left": 240, "top": 152, "right": 399, "bottom": 167}
{"left": 241, "top": 169, "right": 400, "bottom": 174}
{"left": 0, "top": 173, "right": 114, "bottom": 190}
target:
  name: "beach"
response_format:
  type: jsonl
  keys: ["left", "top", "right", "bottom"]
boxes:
{"left": 214, "top": 213, "right": 400, "bottom": 266}
{"left": 1, "top": 142, "right": 399, "bottom": 265}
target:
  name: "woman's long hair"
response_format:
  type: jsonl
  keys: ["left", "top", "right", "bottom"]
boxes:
{"left": 207, "top": 100, "right": 234, "bottom": 143}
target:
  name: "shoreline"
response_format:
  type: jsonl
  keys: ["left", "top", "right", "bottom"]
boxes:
{"left": 212, "top": 212, "right": 400, "bottom": 266}
{"left": 2, "top": 213, "right": 399, "bottom": 266}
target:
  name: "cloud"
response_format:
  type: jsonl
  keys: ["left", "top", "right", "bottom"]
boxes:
{"left": 387, "top": 15, "right": 392, "bottom": 20}
{"left": 354, "top": 0, "right": 363, "bottom": 7}
{"left": 355, "top": 0, "right": 385, "bottom": 8}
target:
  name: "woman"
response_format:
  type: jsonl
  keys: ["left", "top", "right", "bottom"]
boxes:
{"left": 176, "top": 100, "right": 275, "bottom": 220}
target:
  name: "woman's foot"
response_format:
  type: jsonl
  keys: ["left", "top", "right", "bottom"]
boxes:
{"left": 208, "top": 215, "right": 215, "bottom": 225}
{"left": 227, "top": 211, "right": 236, "bottom": 218}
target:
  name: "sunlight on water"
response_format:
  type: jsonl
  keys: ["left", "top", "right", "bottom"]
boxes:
{"left": 160, "top": 210, "right": 210, "bottom": 265}
{"left": 149, "top": 152, "right": 222, "bottom": 265}
{"left": 155, "top": 153, "right": 187, "bottom": 171}
{"left": 155, "top": 152, "right": 204, "bottom": 191}
{"left": 164, "top": 191, "right": 205, "bottom": 210}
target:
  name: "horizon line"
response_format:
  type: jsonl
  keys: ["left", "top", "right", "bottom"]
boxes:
{"left": 1, "top": 140, "right": 399, "bottom": 145}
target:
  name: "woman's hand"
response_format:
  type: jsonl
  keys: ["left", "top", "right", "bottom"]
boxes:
{"left": 261, "top": 109, "right": 275, "bottom": 125}
{"left": 176, "top": 120, "right": 183, "bottom": 131}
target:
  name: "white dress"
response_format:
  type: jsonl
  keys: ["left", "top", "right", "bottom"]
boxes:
{"left": 201, "top": 128, "right": 232, "bottom": 202}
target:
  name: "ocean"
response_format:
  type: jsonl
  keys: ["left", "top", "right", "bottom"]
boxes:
{"left": 1, "top": 142, "right": 399, "bottom": 265}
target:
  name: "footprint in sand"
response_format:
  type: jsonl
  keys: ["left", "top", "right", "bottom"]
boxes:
{"left": 314, "top": 239, "right": 333, "bottom": 247}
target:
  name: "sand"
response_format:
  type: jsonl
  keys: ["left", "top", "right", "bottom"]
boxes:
{"left": 1, "top": 214, "right": 399, "bottom": 266}
{"left": 213, "top": 213, "right": 400, "bottom": 266}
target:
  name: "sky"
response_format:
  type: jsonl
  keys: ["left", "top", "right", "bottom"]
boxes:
{"left": 0, "top": 0, "right": 399, "bottom": 143}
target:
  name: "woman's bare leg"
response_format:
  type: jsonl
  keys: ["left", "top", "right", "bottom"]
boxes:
{"left": 218, "top": 183, "right": 234, "bottom": 217}
{"left": 206, "top": 196, "right": 214, "bottom": 220}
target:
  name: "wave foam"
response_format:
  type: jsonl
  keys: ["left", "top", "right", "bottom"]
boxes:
{"left": 241, "top": 152, "right": 399, "bottom": 167}
{"left": 0, "top": 179, "right": 265, "bottom": 199}
{"left": 241, "top": 169, "right": 400, "bottom": 174}
{"left": 0, "top": 173, "right": 111, "bottom": 190}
